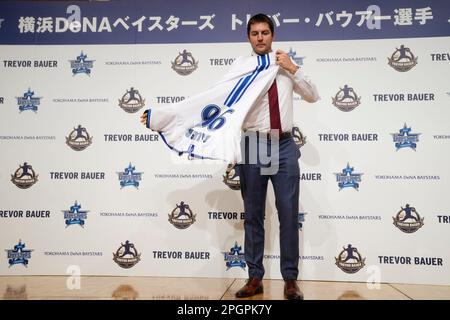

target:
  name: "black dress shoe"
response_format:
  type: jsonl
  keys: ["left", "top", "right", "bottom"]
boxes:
{"left": 284, "top": 279, "right": 304, "bottom": 300}
{"left": 235, "top": 278, "right": 264, "bottom": 298}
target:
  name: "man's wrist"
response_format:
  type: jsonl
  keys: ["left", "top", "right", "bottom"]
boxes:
{"left": 288, "top": 65, "right": 299, "bottom": 75}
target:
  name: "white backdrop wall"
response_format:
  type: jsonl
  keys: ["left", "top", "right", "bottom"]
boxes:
{"left": 0, "top": 0, "right": 449, "bottom": 285}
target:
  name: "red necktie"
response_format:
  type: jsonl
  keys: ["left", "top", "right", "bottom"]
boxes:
{"left": 268, "top": 80, "right": 282, "bottom": 131}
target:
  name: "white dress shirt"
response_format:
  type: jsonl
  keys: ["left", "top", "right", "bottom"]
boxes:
{"left": 242, "top": 53, "right": 320, "bottom": 133}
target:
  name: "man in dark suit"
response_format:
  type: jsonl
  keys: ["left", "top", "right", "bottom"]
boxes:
{"left": 235, "top": 13, "right": 319, "bottom": 300}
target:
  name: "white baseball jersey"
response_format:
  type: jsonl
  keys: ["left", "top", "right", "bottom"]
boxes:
{"left": 146, "top": 52, "right": 288, "bottom": 162}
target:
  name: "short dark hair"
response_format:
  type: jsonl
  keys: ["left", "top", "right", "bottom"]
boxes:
{"left": 247, "top": 13, "right": 274, "bottom": 36}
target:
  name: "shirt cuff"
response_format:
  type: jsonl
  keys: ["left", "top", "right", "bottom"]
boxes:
{"left": 293, "top": 65, "right": 303, "bottom": 78}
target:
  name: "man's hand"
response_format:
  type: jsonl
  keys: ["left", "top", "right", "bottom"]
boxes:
{"left": 275, "top": 49, "right": 299, "bottom": 75}
{"left": 140, "top": 110, "right": 149, "bottom": 127}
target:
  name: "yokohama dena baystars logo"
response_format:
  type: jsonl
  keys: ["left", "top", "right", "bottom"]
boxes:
{"left": 70, "top": 51, "right": 94, "bottom": 75}
{"left": 287, "top": 47, "right": 305, "bottom": 66}
{"left": 391, "top": 123, "right": 421, "bottom": 151}
{"left": 393, "top": 204, "right": 424, "bottom": 233}
{"left": 6, "top": 240, "right": 33, "bottom": 267}
{"left": 117, "top": 163, "right": 143, "bottom": 189}
{"left": 223, "top": 242, "right": 246, "bottom": 270}
{"left": 62, "top": 201, "right": 89, "bottom": 228}
{"left": 298, "top": 212, "right": 307, "bottom": 231}
{"left": 334, "top": 163, "right": 363, "bottom": 191}
{"left": 16, "top": 88, "right": 42, "bottom": 112}
{"left": 388, "top": 45, "right": 418, "bottom": 72}
{"left": 335, "top": 244, "right": 365, "bottom": 274}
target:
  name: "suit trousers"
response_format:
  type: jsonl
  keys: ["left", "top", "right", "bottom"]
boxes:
{"left": 238, "top": 134, "right": 301, "bottom": 280}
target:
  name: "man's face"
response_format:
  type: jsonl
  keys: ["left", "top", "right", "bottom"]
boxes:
{"left": 248, "top": 22, "right": 273, "bottom": 55}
